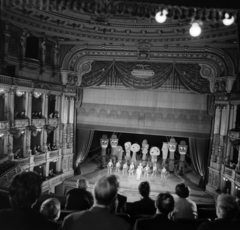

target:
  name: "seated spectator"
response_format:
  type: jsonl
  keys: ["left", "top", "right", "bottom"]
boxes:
{"left": 65, "top": 177, "right": 93, "bottom": 211}
{"left": 61, "top": 175, "right": 131, "bottom": 230}
{"left": 127, "top": 181, "right": 156, "bottom": 216}
{"left": 40, "top": 198, "right": 62, "bottom": 226}
{"left": 198, "top": 193, "right": 239, "bottom": 230}
{"left": 0, "top": 171, "right": 60, "bottom": 230}
{"left": 134, "top": 192, "right": 184, "bottom": 230}
{"left": 170, "top": 183, "right": 197, "bottom": 220}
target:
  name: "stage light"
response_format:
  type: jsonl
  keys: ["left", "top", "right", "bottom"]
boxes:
{"left": 155, "top": 9, "right": 168, "bottom": 23}
{"left": 222, "top": 13, "right": 234, "bottom": 26}
{"left": 16, "top": 90, "right": 24, "bottom": 97}
{"left": 189, "top": 22, "right": 201, "bottom": 37}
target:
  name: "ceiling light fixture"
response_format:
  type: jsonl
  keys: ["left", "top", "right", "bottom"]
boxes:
{"left": 189, "top": 22, "right": 202, "bottom": 37}
{"left": 222, "top": 13, "right": 234, "bottom": 26}
{"left": 155, "top": 9, "right": 168, "bottom": 23}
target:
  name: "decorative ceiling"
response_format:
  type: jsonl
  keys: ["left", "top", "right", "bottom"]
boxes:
{"left": 1, "top": 0, "right": 238, "bottom": 47}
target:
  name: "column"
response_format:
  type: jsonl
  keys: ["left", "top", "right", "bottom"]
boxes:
{"left": 217, "top": 105, "right": 229, "bottom": 164}
{"left": 53, "top": 43, "right": 59, "bottom": 68}
{"left": 69, "top": 97, "right": 74, "bottom": 124}
{"left": 211, "top": 105, "right": 222, "bottom": 162}
{"left": 230, "top": 105, "right": 237, "bottom": 161}
{"left": 25, "top": 129, "right": 32, "bottom": 157}
{"left": 25, "top": 92, "right": 32, "bottom": 120}
{"left": 42, "top": 94, "right": 48, "bottom": 118}
{"left": 4, "top": 91, "right": 10, "bottom": 120}
{"left": 42, "top": 129, "right": 48, "bottom": 152}
{"left": 236, "top": 148, "right": 240, "bottom": 172}
{"left": 4, "top": 22, "right": 11, "bottom": 58}
{"left": 41, "top": 38, "right": 46, "bottom": 65}
{"left": 8, "top": 134, "right": 13, "bottom": 160}
{"left": 55, "top": 96, "right": 61, "bottom": 113}
{"left": 9, "top": 89, "right": 15, "bottom": 124}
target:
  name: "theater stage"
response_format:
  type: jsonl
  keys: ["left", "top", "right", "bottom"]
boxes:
{"left": 63, "top": 157, "right": 214, "bottom": 205}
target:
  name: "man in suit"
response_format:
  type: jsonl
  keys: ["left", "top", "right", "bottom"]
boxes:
{"left": 127, "top": 181, "right": 156, "bottom": 217}
{"left": 65, "top": 177, "right": 93, "bottom": 211}
{"left": 134, "top": 192, "right": 184, "bottom": 230}
{"left": 61, "top": 175, "right": 131, "bottom": 230}
{"left": 198, "top": 193, "right": 239, "bottom": 230}
{"left": 0, "top": 171, "right": 60, "bottom": 230}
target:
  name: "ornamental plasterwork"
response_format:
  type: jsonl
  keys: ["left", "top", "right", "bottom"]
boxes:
{"left": 47, "top": 118, "right": 59, "bottom": 126}
{"left": 14, "top": 119, "right": 29, "bottom": 127}
{"left": 199, "top": 64, "right": 217, "bottom": 93}
{"left": 63, "top": 45, "right": 234, "bottom": 78}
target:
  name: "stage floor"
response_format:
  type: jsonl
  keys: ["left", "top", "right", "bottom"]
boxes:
{"left": 65, "top": 158, "right": 214, "bottom": 204}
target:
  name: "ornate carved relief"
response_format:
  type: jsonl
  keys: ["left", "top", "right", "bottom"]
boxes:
{"left": 77, "top": 103, "right": 211, "bottom": 136}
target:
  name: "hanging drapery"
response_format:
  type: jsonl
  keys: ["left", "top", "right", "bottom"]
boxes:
{"left": 75, "top": 129, "right": 95, "bottom": 165}
{"left": 189, "top": 138, "right": 210, "bottom": 189}
{"left": 81, "top": 60, "right": 211, "bottom": 94}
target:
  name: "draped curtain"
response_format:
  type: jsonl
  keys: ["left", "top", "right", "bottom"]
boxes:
{"left": 75, "top": 129, "right": 95, "bottom": 165}
{"left": 81, "top": 61, "right": 211, "bottom": 94}
{"left": 189, "top": 138, "right": 210, "bottom": 189}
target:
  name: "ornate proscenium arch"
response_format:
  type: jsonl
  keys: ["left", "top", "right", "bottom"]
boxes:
{"left": 61, "top": 44, "right": 235, "bottom": 93}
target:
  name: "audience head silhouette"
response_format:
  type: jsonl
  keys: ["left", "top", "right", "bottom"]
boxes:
{"left": 216, "top": 194, "right": 238, "bottom": 219}
{"left": 156, "top": 192, "right": 175, "bottom": 215}
{"left": 76, "top": 177, "right": 89, "bottom": 190}
{"left": 175, "top": 183, "right": 190, "bottom": 198}
{"left": 93, "top": 175, "right": 119, "bottom": 208}
{"left": 138, "top": 181, "right": 150, "bottom": 198}
{"left": 40, "top": 198, "right": 61, "bottom": 221}
{"left": 9, "top": 171, "right": 42, "bottom": 209}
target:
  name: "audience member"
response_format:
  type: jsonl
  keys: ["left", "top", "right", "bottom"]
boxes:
{"left": 170, "top": 183, "right": 197, "bottom": 220}
{"left": 134, "top": 192, "right": 184, "bottom": 230}
{"left": 0, "top": 171, "right": 60, "bottom": 230}
{"left": 198, "top": 193, "right": 239, "bottom": 230}
{"left": 61, "top": 175, "right": 131, "bottom": 230}
{"left": 65, "top": 177, "right": 93, "bottom": 211}
{"left": 40, "top": 198, "right": 61, "bottom": 226}
{"left": 127, "top": 181, "right": 156, "bottom": 216}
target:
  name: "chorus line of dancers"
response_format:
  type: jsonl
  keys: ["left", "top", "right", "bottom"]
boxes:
{"left": 107, "top": 159, "right": 168, "bottom": 181}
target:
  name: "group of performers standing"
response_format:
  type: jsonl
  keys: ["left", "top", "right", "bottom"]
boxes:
{"left": 100, "top": 134, "right": 188, "bottom": 180}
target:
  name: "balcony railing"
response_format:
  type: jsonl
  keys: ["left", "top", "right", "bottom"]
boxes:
{"left": 14, "top": 119, "right": 29, "bottom": 127}
{"left": 34, "top": 153, "right": 46, "bottom": 164}
{"left": 0, "top": 121, "right": 10, "bottom": 130}
{"left": 31, "top": 119, "right": 46, "bottom": 127}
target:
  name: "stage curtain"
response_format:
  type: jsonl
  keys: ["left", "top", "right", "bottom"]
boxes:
{"left": 75, "top": 129, "right": 95, "bottom": 164}
{"left": 189, "top": 138, "right": 210, "bottom": 189}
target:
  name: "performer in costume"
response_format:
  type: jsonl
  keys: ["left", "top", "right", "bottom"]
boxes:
{"left": 150, "top": 146, "right": 160, "bottom": 164}
{"left": 136, "top": 164, "right": 142, "bottom": 180}
{"left": 122, "top": 161, "right": 128, "bottom": 176}
{"left": 141, "top": 139, "right": 149, "bottom": 162}
{"left": 168, "top": 138, "right": 177, "bottom": 172}
{"left": 100, "top": 134, "right": 109, "bottom": 168}
{"left": 161, "top": 166, "right": 167, "bottom": 181}
{"left": 107, "top": 159, "right": 113, "bottom": 174}
{"left": 128, "top": 162, "right": 135, "bottom": 178}
{"left": 110, "top": 134, "right": 118, "bottom": 164}
{"left": 144, "top": 164, "right": 150, "bottom": 179}
{"left": 116, "top": 145, "right": 124, "bottom": 162}
{"left": 152, "top": 163, "right": 158, "bottom": 177}
{"left": 161, "top": 142, "right": 169, "bottom": 166}
{"left": 124, "top": 142, "right": 131, "bottom": 163}
{"left": 115, "top": 161, "right": 121, "bottom": 175}
{"left": 131, "top": 143, "right": 140, "bottom": 163}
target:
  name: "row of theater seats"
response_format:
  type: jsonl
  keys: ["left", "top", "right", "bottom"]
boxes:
{"left": 0, "top": 188, "right": 218, "bottom": 230}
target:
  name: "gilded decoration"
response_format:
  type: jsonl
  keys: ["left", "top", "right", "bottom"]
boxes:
{"left": 47, "top": 118, "right": 59, "bottom": 126}
{"left": 32, "top": 119, "right": 46, "bottom": 127}
{"left": 77, "top": 103, "right": 211, "bottom": 137}
{"left": 14, "top": 119, "right": 29, "bottom": 127}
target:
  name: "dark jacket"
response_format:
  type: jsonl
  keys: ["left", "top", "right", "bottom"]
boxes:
{"left": 65, "top": 188, "right": 93, "bottom": 211}
{"left": 198, "top": 218, "right": 240, "bottom": 230}
{"left": 133, "top": 213, "right": 185, "bottom": 230}
{"left": 127, "top": 197, "right": 156, "bottom": 217}
{"left": 61, "top": 206, "right": 131, "bottom": 230}
{"left": 0, "top": 208, "right": 60, "bottom": 230}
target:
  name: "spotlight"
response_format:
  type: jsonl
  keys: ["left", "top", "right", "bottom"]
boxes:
{"left": 155, "top": 9, "right": 168, "bottom": 23}
{"left": 189, "top": 22, "right": 201, "bottom": 37}
{"left": 16, "top": 90, "right": 24, "bottom": 97}
{"left": 222, "top": 13, "right": 234, "bottom": 26}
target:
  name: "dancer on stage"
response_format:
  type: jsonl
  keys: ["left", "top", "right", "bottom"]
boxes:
{"left": 122, "top": 161, "right": 128, "bottom": 176}
{"left": 144, "top": 164, "right": 150, "bottom": 179}
{"left": 161, "top": 166, "right": 167, "bottom": 181}
{"left": 115, "top": 160, "right": 121, "bottom": 175}
{"left": 152, "top": 163, "right": 158, "bottom": 177}
{"left": 129, "top": 162, "right": 135, "bottom": 178}
{"left": 107, "top": 159, "right": 113, "bottom": 175}
{"left": 136, "top": 163, "right": 143, "bottom": 180}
